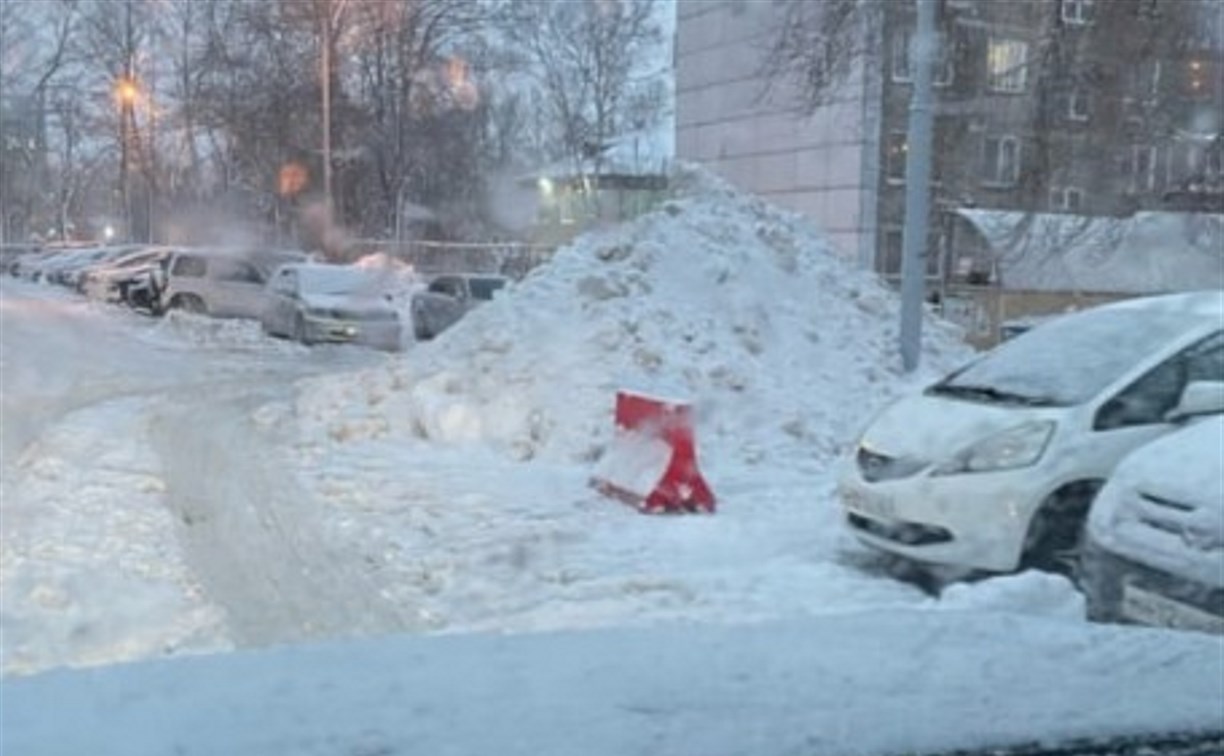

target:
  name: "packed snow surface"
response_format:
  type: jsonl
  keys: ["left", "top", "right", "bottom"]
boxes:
{"left": 6, "top": 611, "right": 1223, "bottom": 756}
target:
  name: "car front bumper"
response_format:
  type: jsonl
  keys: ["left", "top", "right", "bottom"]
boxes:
{"left": 303, "top": 316, "right": 401, "bottom": 351}
{"left": 837, "top": 461, "right": 1042, "bottom": 573}
{"left": 1081, "top": 539, "right": 1224, "bottom": 634}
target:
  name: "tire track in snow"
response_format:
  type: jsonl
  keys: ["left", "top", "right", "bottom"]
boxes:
{"left": 151, "top": 385, "right": 422, "bottom": 648}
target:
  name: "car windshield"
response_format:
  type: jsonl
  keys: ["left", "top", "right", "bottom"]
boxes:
{"left": 931, "top": 308, "right": 1197, "bottom": 406}
{"left": 297, "top": 267, "right": 385, "bottom": 297}
{"left": 468, "top": 277, "right": 506, "bottom": 300}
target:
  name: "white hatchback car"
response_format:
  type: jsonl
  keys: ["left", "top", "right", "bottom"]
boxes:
{"left": 838, "top": 291, "right": 1224, "bottom": 577}
{"left": 1081, "top": 416, "right": 1223, "bottom": 634}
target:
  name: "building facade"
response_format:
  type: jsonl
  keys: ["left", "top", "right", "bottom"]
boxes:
{"left": 676, "top": 0, "right": 1223, "bottom": 287}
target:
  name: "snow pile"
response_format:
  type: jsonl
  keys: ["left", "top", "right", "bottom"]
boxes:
{"left": 936, "top": 571, "right": 1086, "bottom": 620}
{"left": 144, "top": 311, "right": 296, "bottom": 352}
{"left": 296, "top": 168, "right": 971, "bottom": 470}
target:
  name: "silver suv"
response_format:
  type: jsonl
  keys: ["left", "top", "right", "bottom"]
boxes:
{"left": 159, "top": 249, "right": 306, "bottom": 319}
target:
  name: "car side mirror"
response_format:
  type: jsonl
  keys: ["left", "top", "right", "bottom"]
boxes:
{"left": 1165, "top": 381, "right": 1224, "bottom": 423}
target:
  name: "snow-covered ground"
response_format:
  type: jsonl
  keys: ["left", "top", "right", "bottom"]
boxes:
{"left": 2, "top": 173, "right": 1222, "bottom": 753}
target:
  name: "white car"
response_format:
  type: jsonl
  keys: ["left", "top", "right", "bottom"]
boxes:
{"left": 262, "top": 263, "right": 402, "bottom": 351}
{"left": 838, "top": 291, "right": 1224, "bottom": 577}
{"left": 1081, "top": 416, "right": 1223, "bottom": 634}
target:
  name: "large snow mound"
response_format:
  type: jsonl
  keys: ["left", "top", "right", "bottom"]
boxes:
{"left": 295, "top": 168, "right": 971, "bottom": 469}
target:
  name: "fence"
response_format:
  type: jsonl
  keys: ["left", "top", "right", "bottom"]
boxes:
{"left": 346, "top": 239, "right": 557, "bottom": 280}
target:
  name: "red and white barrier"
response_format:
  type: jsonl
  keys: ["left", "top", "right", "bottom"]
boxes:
{"left": 591, "top": 390, "right": 716, "bottom": 514}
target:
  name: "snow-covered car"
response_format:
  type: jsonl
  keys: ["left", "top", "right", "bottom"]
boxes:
{"left": 11, "top": 244, "right": 97, "bottom": 282}
{"left": 1, "top": 243, "right": 41, "bottom": 275}
{"left": 262, "top": 263, "right": 402, "bottom": 351}
{"left": 410, "top": 273, "right": 507, "bottom": 340}
{"left": 51, "top": 245, "right": 146, "bottom": 289}
{"left": 159, "top": 248, "right": 306, "bottom": 318}
{"left": 838, "top": 291, "right": 1224, "bottom": 578}
{"left": 79, "top": 247, "right": 173, "bottom": 301}
{"left": 1081, "top": 415, "right": 1224, "bottom": 634}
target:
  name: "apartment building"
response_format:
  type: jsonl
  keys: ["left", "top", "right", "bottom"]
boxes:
{"left": 676, "top": 0, "right": 1223, "bottom": 286}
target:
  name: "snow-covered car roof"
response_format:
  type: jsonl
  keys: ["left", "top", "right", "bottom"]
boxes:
{"left": 280, "top": 263, "right": 393, "bottom": 296}
{"left": 941, "top": 298, "right": 1219, "bottom": 406}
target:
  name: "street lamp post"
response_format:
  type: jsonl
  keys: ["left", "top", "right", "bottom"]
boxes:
{"left": 320, "top": 0, "right": 351, "bottom": 234}
{"left": 116, "top": 77, "right": 138, "bottom": 243}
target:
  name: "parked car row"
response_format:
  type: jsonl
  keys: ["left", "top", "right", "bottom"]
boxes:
{"left": 5, "top": 243, "right": 510, "bottom": 351}
{"left": 838, "top": 291, "right": 1224, "bottom": 634}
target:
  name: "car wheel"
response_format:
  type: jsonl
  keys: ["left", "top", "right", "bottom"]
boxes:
{"left": 1020, "top": 482, "right": 1101, "bottom": 579}
{"left": 170, "top": 294, "right": 207, "bottom": 315}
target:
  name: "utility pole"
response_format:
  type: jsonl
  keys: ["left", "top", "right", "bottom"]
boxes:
{"left": 321, "top": 16, "right": 332, "bottom": 224}
{"left": 899, "top": 0, "right": 937, "bottom": 372}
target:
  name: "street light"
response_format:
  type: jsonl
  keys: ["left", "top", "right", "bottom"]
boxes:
{"left": 115, "top": 75, "right": 140, "bottom": 243}
{"left": 114, "top": 77, "right": 139, "bottom": 107}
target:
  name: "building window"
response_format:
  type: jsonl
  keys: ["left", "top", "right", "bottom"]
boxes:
{"left": 982, "top": 135, "right": 1021, "bottom": 186}
{"left": 1049, "top": 187, "right": 1084, "bottom": 212}
{"left": 1185, "top": 59, "right": 1212, "bottom": 98}
{"left": 1132, "top": 60, "right": 1162, "bottom": 100}
{"left": 891, "top": 30, "right": 911, "bottom": 82}
{"left": 1128, "top": 145, "right": 1159, "bottom": 192}
{"left": 1067, "top": 90, "right": 1090, "bottom": 121}
{"left": 886, "top": 132, "right": 908, "bottom": 183}
{"left": 987, "top": 38, "right": 1028, "bottom": 93}
{"left": 892, "top": 29, "right": 955, "bottom": 86}
{"left": 1060, "top": 0, "right": 1096, "bottom": 25}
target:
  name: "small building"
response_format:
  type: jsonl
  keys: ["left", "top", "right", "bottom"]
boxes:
{"left": 524, "top": 130, "right": 671, "bottom": 246}
{"left": 941, "top": 209, "right": 1224, "bottom": 346}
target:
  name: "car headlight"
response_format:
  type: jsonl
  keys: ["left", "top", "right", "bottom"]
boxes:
{"left": 931, "top": 420, "right": 1055, "bottom": 476}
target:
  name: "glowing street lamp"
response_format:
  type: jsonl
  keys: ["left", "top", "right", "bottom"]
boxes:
{"left": 115, "top": 76, "right": 140, "bottom": 243}
{"left": 115, "top": 77, "right": 139, "bottom": 106}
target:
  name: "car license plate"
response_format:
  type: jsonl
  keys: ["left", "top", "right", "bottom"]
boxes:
{"left": 1121, "top": 583, "right": 1224, "bottom": 635}
{"left": 841, "top": 486, "right": 896, "bottom": 521}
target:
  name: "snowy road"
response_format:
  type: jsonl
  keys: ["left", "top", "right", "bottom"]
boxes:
{"left": 0, "top": 279, "right": 392, "bottom": 672}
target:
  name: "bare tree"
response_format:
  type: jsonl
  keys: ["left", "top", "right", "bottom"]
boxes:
{"left": 503, "top": 0, "right": 664, "bottom": 171}
{"left": 0, "top": 0, "right": 80, "bottom": 242}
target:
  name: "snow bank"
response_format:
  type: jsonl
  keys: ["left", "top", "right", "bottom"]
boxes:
{"left": 295, "top": 167, "right": 971, "bottom": 470}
